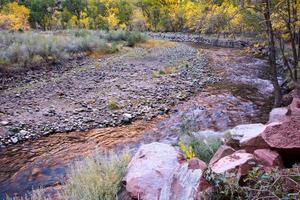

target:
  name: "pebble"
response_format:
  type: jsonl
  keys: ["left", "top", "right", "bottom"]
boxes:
{"left": 11, "top": 137, "right": 18, "bottom": 144}
{"left": 0, "top": 121, "right": 9, "bottom": 126}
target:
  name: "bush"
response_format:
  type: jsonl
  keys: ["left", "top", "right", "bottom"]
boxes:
{"left": 179, "top": 135, "right": 223, "bottom": 163}
{"left": 125, "top": 31, "right": 145, "bottom": 47}
{"left": 62, "top": 150, "right": 130, "bottom": 200}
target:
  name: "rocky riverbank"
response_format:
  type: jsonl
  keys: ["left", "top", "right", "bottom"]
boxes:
{"left": 122, "top": 93, "right": 300, "bottom": 200}
{"left": 0, "top": 43, "right": 214, "bottom": 147}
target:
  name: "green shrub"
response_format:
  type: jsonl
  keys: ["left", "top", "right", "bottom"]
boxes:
{"left": 125, "top": 31, "right": 145, "bottom": 47}
{"left": 107, "top": 99, "right": 120, "bottom": 110}
{"left": 179, "top": 135, "right": 223, "bottom": 163}
{"left": 63, "top": 150, "right": 130, "bottom": 200}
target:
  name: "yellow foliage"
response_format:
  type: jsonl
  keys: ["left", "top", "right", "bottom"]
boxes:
{"left": 79, "top": 12, "right": 90, "bottom": 29}
{"left": 0, "top": 2, "right": 30, "bottom": 31}
{"left": 106, "top": 13, "right": 119, "bottom": 30}
{"left": 69, "top": 15, "right": 78, "bottom": 28}
{"left": 179, "top": 140, "right": 195, "bottom": 160}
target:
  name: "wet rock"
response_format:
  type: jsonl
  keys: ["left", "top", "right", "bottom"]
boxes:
{"left": 211, "top": 152, "right": 255, "bottom": 179}
{"left": 209, "top": 145, "right": 235, "bottom": 166}
{"left": 124, "top": 142, "right": 181, "bottom": 200}
{"left": 254, "top": 149, "right": 284, "bottom": 169}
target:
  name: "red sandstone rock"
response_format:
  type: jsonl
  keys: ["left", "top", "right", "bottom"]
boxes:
{"left": 124, "top": 143, "right": 209, "bottom": 200}
{"left": 211, "top": 152, "right": 255, "bottom": 178}
{"left": 188, "top": 157, "right": 207, "bottom": 170}
{"left": 254, "top": 149, "right": 284, "bottom": 168}
{"left": 209, "top": 145, "right": 235, "bottom": 166}
{"left": 262, "top": 118, "right": 300, "bottom": 151}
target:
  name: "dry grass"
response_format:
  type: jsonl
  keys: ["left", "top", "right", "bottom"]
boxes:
{"left": 136, "top": 39, "right": 175, "bottom": 49}
{"left": 62, "top": 150, "right": 131, "bottom": 200}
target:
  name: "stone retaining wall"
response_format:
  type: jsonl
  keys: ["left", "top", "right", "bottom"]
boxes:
{"left": 146, "top": 32, "right": 252, "bottom": 48}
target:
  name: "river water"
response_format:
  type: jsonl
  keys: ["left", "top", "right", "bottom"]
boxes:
{"left": 0, "top": 45, "right": 273, "bottom": 199}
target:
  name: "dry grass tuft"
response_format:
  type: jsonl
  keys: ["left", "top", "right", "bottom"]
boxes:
{"left": 62, "top": 150, "right": 131, "bottom": 200}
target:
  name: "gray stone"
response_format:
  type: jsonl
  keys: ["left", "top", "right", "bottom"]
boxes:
{"left": 11, "top": 137, "right": 18, "bottom": 144}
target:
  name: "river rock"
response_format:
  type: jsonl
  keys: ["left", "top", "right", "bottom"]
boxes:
{"left": 254, "top": 149, "right": 283, "bottom": 169}
{"left": 124, "top": 142, "right": 181, "bottom": 200}
{"left": 11, "top": 137, "right": 18, "bottom": 144}
{"left": 0, "top": 121, "right": 9, "bottom": 126}
{"left": 209, "top": 145, "right": 235, "bottom": 166}
{"left": 211, "top": 152, "right": 255, "bottom": 178}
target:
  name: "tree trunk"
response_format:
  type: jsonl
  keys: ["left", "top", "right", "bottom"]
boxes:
{"left": 263, "top": 0, "right": 282, "bottom": 107}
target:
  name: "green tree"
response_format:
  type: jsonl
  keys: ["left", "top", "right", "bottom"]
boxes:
{"left": 25, "top": 0, "right": 56, "bottom": 30}
{"left": 117, "top": 0, "right": 133, "bottom": 26}
{"left": 62, "top": 0, "right": 85, "bottom": 26}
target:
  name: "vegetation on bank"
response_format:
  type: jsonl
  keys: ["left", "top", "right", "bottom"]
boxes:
{"left": 62, "top": 150, "right": 130, "bottom": 200}
{"left": 205, "top": 166, "right": 300, "bottom": 199}
{"left": 0, "top": 0, "right": 262, "bottom": 33}
{"left": 0, "top": 30, "right": 145, "bottom": 72}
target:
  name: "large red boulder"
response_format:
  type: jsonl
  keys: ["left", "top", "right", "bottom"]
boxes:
{"left": 254, "top": 149, "right": 284, "bottom": 169}
{"left": 124, "top": 143, "right": 209, "bottom": 200}
{"left": 262, "top": 118, "right": 300, "bottom": 150}
{"left": 262, "top": 117, "right": 300, "bottom": 165}
{"left": 160, "top": 157, "right": 208, "bottom": 200}
{"left": 124, "top": 142, "right": 181, "bottom": 200}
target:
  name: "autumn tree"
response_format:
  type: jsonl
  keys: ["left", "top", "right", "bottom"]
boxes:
{"left": 0, "top": 2, "right": 30, "bottom": 31}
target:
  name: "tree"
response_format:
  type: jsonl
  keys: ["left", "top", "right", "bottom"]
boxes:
{"left": 25, "top": 0, "right": 56, "bottom": 30}
{"left": 274, "top": 0, "right": 300, "bottom": 90}
{"left": 263, "top": 0, "right": 283, "bottom": 107}
{"left": 0, "top": 2, "right": 30, "bottom": 31}
{"left": 62, "top": 0, "right": 85, "bottom": 27}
